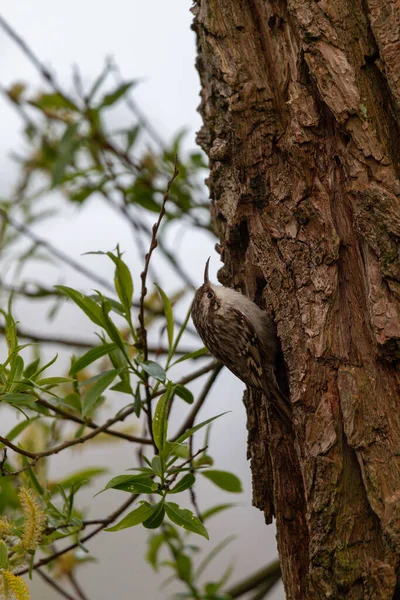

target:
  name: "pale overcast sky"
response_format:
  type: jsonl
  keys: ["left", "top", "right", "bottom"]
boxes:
{"left": 0, "top": 3, "right": 284, "bottom": 599}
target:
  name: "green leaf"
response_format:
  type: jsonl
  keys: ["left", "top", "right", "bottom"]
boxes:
{"left": 164, "top": 502, "right": 209, "bottom": 539}
{"left": 52, "top": 123, "right": 79, "bottom": 187}
{"left": 201, "top": 470, "right": 242, "bottom": 493}
{"left": 8, "top": 355, "right": 24, "bottom": 390}
{"left": 97, "top": 474, "right": 157, "bottom": 496}
{"left": 99, "top": 81, "right": 136, "bottom": 107}
{"left": 82, "top": 368, "right": 121, "bottom": 417}
{"left": 31, "top": 92, "right": 77, "bottom": 112}
{"left": 195, "top": 535, "right": 236, "bottom": 581}
{"left": 61, "top": 393, "right": 81, "bottom": 413}
{"left": 69, "top": 343, "right": 117, "bottom": 374}
{"left": 0, "top": 540, "right": 9, "bottom": 570}
{"left": 174, "top": 384, "right": 194, "bottom": 405}
{"left": 163, "top": 441, "right": 189, "bottom": 460}
{"left": 107, "top": 252, "right": 133, "bottom": 317}
{"left": 99, "top": 299, "right": 126, "bottom": 353}
{"left": 154, "top": 284, "right": 174, "bottom": 354}
{"left": 1, "top": 393, "right": 36, "bottom": 406}
{"left": 152, "top": 382, "right": 173, "bottom": 451}
{"left": 53, "top": 468, "right": 108, "bottom": 492}
{"left": 143, "top": 501, "right": 165, "bottom": 529}
{"left": 146, "top": 533, "right": 164, "bottom": 571}
{"left": 201, "top": 503, "right": 236, "bottom": 521}
{"left": 176, "top": 552, "right": 192, "bottom": 583}
{"left": 36, "top": 376, "right": 73, "bottom": 386}
{"left": 136, "top": 359, "right": 166, "bottom": 382}
{"left": 55, "top": 286, "right": 104, "bottom": 328}
{"left": 172, "top": 347, "right": 209, "bottom": 365}
{"left": 170, "top": 473, "right": 195, "bottom": 494}
{"left": 126, "top": 124, "right": 140, "bottom": 152}
{"left": 0, "top": 418, "right": 38, "bottom": 448}
{"left": 151, "top": 456, "right": 163, "bottom": 478}
{"left": 175, "top": 412, "right": 229, "bottom": 444}
{"left": 105, "top": 503, "right": 155, "bottom": 532}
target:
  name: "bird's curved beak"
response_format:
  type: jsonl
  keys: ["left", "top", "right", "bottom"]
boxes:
{"left": 204, "top": 257, "right": 210, "bottom": 284}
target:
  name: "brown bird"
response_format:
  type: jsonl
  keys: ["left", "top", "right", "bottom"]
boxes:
{"left": 191, "top": 258, "right": 291, "bottom": 426}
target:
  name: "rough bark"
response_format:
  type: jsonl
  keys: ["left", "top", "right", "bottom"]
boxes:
{"left": 193, "top": 1, "right": 400, "bottom": 598}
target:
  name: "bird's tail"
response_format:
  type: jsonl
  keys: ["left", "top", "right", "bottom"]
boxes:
{"left": 263, "top": 374, "right": 292, "bottom": 429}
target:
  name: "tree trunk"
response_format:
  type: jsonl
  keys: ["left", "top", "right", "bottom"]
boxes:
{"left": 192, "top": 1, "right": 400, "bottom": 598}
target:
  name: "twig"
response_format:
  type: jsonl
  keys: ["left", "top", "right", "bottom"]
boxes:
{"left": 0, "top": 16, "right": 78, "bottom": 106}
{"left": 0, "top": 209, "right": 114, "bottom": 294}
{"left": 36, "top": 567, "right": 79, "bottom": 600}
{"left": 67, "top": 572, "right": 89, "bottom": 600}
{"left": 173, "top": 363, "right": 223, "bottom": 441}
{"left": 138, "top": 159, "right": 179, "bottom": 438}
{"left": 0, "top": 323, "right": 194, "bottom": 354}
{"left": 189, "top": 436, "right": 203, "bottom": 522}
{"left": 225, "top": 560, "right": 281, "bottom": 599}
{"left": 166, "top": 446, "right": 207, "bottom": 487}
{"left": 37, "top": 398, "right": 152, "bottom": 445}
{"left": 16, "top": 493, "right": 139, "bottom": 576}
{"left": 1, "top": 361, "right": 218, "bottom": 475}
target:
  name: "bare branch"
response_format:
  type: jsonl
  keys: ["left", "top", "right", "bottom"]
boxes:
{"left": 37, "top": 568, "right": 79, "bottom": 600}
{"left": 16, "top": 494, "right": 139, "bottom": 576}
{"left": 173, "top": 363, "right": 223, "bottom": 440}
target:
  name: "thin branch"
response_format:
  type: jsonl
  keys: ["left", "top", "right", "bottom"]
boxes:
{"left": 225, "top": 560, "right": 281, "bottom": 599}
{"left": 1, "top": 361, "right": 219, "bottom": 475}
{"left": 0, "top": 15, "right": 77, "bottom": 104}
{"left": 166, "top": 446, "right": 207, "bottom": 487}
{"left": 138, "top": 159, "right": 179, "bottom": 439}
{"left": 0, "top": 323, "right": 194, "bottom": 355}
{"left": 173, "top": 363, "right": 223, "bottom": 440}
{"left": 0, "top": 209, "right": 115, "bottom": 294}
{"left": 37, "top": 398, "right": 151, "bottom": 445}
{"left": 36, "top": 568, "right": 79, "bottom": 600}
{"left": 67, "top": 572, "right": 89, "bottom": 600}
{"left": 16, "top": 494, "right": 139, "bottom": 576}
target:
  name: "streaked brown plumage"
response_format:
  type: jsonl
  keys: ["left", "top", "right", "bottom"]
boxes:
{"left": 191, "top": 259, "right": 291, "bottom": 426}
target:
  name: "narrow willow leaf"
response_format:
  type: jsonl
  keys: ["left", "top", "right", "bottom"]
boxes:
{"left": 194, "top": 535, "right": 236, "bottom": 581}
{"left": 201, "top": 470, "right": 242, "bottom": 493}
{"left": 105, "top": 503, "right": 155, "bottom": 532}
{"left": 1, "top": 393, "right": 36, "bottom": 406}
{"left": 164, "top": 502, "right": 209, "bottom": 539}
{"left": 36, "top": 376, "right": 73, "bottom": 386}
{"left": 8, "top": 355, "right": 24, "bottom": 390}
{"left": 176, "top": 553, "right": 192, "bottom": 583}
{"left": 55, "top": 286, "right": 104, "bottom": 327}
{"left": 107, "top": 252, "right": 133, "bottom": 316}
{"left": 174, "top": 384, "right": 194, "bottom": 405}
{"left": 172, "top": 347, "right": 209, "bottom": 366}
{"left": 82, "top": 368, "right": 121, "bottom": 417}
{"left": 146, "top": 533, "right": 164, "bottom": 571}
{"left": 99, "top": 81, "right": 136, "bottom": 107}
{"left": 175, "top": 412, "right": 229, "bottom": 444}
{"left": 70, "top": 343, "right": 117, "bottom": 374}
{"left": 0, "top": 417, "right": 38, "bottom": 448}
{"left": 143, "top": 502, "right": 165, "bottom": 529}
{"left": 151, "top": 456, "right": 163, "bottom": 478}
{"left": 53, "top": 467, "right": 108, "bottom": 492}
{"left": 136, "top": 358, "right": 166, "bottom": 382}
{"left": 152, "top": 382, "right": 173, "bottom": 451}
{"left": 200, "top": 504, "right": 236, "bottom": 522}
{"left": 154, "top": 284, "right": 174, "bottom": 354}
{"left": 169, "top": 473, "right": 195, "bottom": 494}
{"left": 100, "top": 474, "right": 152, "bottom": 494}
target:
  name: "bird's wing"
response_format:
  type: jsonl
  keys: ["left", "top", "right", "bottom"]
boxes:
{"left": 230, "top": 308, "right": 265, "bottom": 391}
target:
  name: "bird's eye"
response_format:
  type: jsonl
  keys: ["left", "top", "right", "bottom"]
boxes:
{"left": 207, "top": 292, "right": 213, "bottom": 299}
